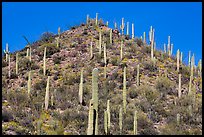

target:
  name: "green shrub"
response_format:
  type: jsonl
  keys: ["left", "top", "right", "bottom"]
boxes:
{"left": 144, "top": 60, "right": 157, "bottom": 72}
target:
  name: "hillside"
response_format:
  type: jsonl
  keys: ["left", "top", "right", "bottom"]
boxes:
{"left": 2, "top": 15, "right": 202, "bottom": 135}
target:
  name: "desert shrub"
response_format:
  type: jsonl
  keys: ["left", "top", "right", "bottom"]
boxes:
{"left": 143, "top": 46, "right": 151, "bottom": 54}
{"left": 155, "top": 76, "right": 173, "bottom": 98}
{"left": 9, "top": 72, "right": 18, "bottom": 79}
{"left": 144, "top": 60, "right": 157, "bottom": 72}
{"left": 53, "top": 55, "right": 64, "bottom": 64}
{"left": 34, "top": 79, "right": 47, "bottom": 90}
{"left": 110, "top": 56, "right": 119, "bottom": 66}
{"left": 128, "top": 85, "right": 138, "bottom": 99}
{"left": 2, "top": 60, "right": 7, "bottom": 67}
{"left": 2, "top": 109, "right": 13, "bottom": 122}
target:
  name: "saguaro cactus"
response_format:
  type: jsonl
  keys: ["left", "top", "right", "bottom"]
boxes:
{"left": 170, "top": 44, "right": 173, "bottom": 56}
{"left": 16, "top": 53, "right": 18, "bottom": 75}
{"left": 87, "top": 99, "right": 94, "bottom": 135}
{"left": 178, "top": 74, "right": 181, "bottom": 98}
{"left": 106, "top": 21, "right": 109, "bottom": 27}
{"left": 110, "top": 29, "right": 112, "bottom": 44}
{"left": 119, "top": 106, "right": 123, "bottom": 135}
{"left": 95, "top": 13, "right": 98, "bottom": 26}
{"left": 180, "top": 52, "right": 183, "bottom": 64}
{"left": 120, "top": 40, "right": 123, "bottom": 60}
{"left": 177, "top": 113, "right": 180, "bottom": 125}
{"left": 123, "top": 66, "right": 127, "bottom": 114}
{"left": 188, "top": 51, "right": 191, "bottom": 67}
{"left": 137, "top": 64, "right": 140, "bottom": 86}
{"left": 167, "top": 36, "right": 171, "bottom": 56}
{"left": 127, "top": 22, "right": 129, "bottom": 36}
{"left": 107, "top": 100, "right": 110, "bottom": 134}
{"left": 149, "top": 26, "right": 153, "bottom": 43}
{"left": 150, "top": 28, "right": 155, "bottom": 60}
{"left": 79, "top": 68, "right": 83, "bottom": 104}
{"left": 191, "top": 54, "right": 195, "bottom": 77}
{"left": 43, "top": 47, "right": 47, "bottom": 76}
{"left": 134, "top": 111, "right": 137, "bottom": 135}
{"left": 104, "top": 43, "right": 107, "bottom": 65}
{"left": 177, "top": 49, "right": 180, "bottom": 72}
{"left": 104, "top": 110, "right": 108, "bottom": 134}
{"left": 27, "top": 71, "right": 31, "bottom": 95}
{"left": 92, "top": 68, "right": 99, "bottom": 135}
{"left": 86, "top": 14, "right": 89, "bottom": 24}
{"left": 164, "top": 43, "right": 166, "bottom": 53}
{"left": 143, "top": 32, "right": 146, "bottom": 44}
{"left": 29, "top": 46, "right": 32, "bottom": 62}
{"left": 198, "top": 59, "right": 202, "bottom": 77}
{"left": 3, "top": 43, "right": 10, "bottom": 62}
{"left": 114, "top": 22, "right": 117, "bottom": 29}
{"left": 26, "top": 46, "right": 29, "bottom": 57}
{"left": 45, "top": 76, "right": 50, "bottom": 111}
{"left": 132, "top": 23, "right": 134, "bottom": 39}
{"left": 120, "top": 18, "right": 125, "bottom": 35}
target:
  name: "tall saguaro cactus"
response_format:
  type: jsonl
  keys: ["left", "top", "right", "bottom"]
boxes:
{"left": 170, "top": 44, "right": 173, "bottom": 56}
{"left": 27, "top": 71, "right": 31, "bottom": 96}
{"left": 79, "top": 68, "right": 83, "bottom": 104}
{"left": 29, "top": 46, "right": 32, "bottom": 62}
{"left": 180, "top": 52, "right": 183, "bottom": 64}
{"left": 149, "top": 26, "right": 153, "bottom": 43}
{"left": 4, "top": 43, "right": 10, "bottom": 62}
{"left": 104, "top": 110, "right": 108, "bottom": 135}
{"left": 143, "top": 32, "right": 146, "bottom": 44}
{"left": 120, "top": 18, "right": 125, "bottom": 35}
{"left": 134, "top": 111, "right": 137, "bottom": 135}
{"left": 106, "top": 21, "right": 109, "bottom": 27}
{"left": 150, "top": 28, "right": 155, "bottom": 60}
{"left": 95, "top": 13, "right": 98, "bottom": 26}
{"left": 104, "top": 43, "right": 107, "bottom": 65}
{"left": 45, "top": 76, "right": 50, "bottom": 111}
{"left": 110, "top": 29, "right": 112, "bottom": 44}
{"left": 92, "top": 68, "right": 99, "bottom": 135}
{"left": 114, "top": 22, "right": 117, "bottom": 29}
{"left": 107, "top": 100, "right": 110, "bottom": 134}
{"left": 119, "top": 106, "right": 123, "bottom": 135}
{"left": 43, "top": 47, "right": 47, "bottom": 76}
{"left": 123, "top": 66, "right": 127, "bottom": 114}
{"left": 16, "top": 53, "right": 18, "bottom": 75}
{"left": 127, "top": 22, "right": 129, "bottom": 36}
{"left": 177, "top": 113, "right": 180, "bottom": 125}
{"left": 167, "top": 36, "right": 171, "bottom": 56}
{"left": 86, "top": 14, "right": 89, "bottom": 24}
{"left": 178, "top": 74, "right": 181, "bottom": 98}
{"left": 177, "top": 49, "right": 180, "bottom": 72}
{"left": 191, "top": 54, "right": 195, "bottom": 77}
{"left": 87, "top": 99, "right": 94, "bottom": 135}
{"left": 198, "top": 59, "right": 202, "bottom": 77}
{"left": 132, "top": 23, "right": 134, "bottom": 39}
{"left": 188, "top": 51, "right": 191, "bottom": 67}
{"left": 164, "top": 43, "right": 166, "bottom": 53}
{"left": 137, "top": 64, "right": 140, "bottom": 86}
{"left": 188, "top": 75, "right": 192, "bottom": 96}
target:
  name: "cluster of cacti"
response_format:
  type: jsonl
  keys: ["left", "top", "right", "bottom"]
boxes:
{"left": 133, "top": 111, "right": 137, "bottom": 135}
{"left": 45, "top": 76, "right": 50, "bottom": 110}
{"left": 123, "top": 66, "right": 127, "bottom": 114}
{"left": 177, "top": 49, "right": 180, "bottom": 72}
{"left": 27, "top": 71, "right": 31, "bottom": 96}
{"left": 132, "top": 23, "right": 134, "bottom": 39}
{"left": 43, "top": 47, "right": 47, "bottom": 76}
{"left": 79, "top": 68, "right": 83, "bottom": 104}
{"left": 120, "top": 18, "right": 125, "bottom": 35}
{"left": 3, "top": 43, "right": 10, "bottom": 62}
